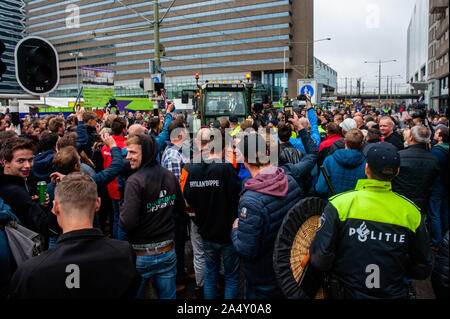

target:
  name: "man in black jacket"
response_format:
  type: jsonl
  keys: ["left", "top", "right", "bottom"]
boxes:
{"left": 9, "top": 172, "right": 141, "bottom": 299}
{"left": 392, "top": 125, "right": 439, "bottom": 216}
{"left": 183, "top": 130, "right": 242, "bottom": 299}
{"left": 119, "top": 134, "right": 185, "bottom": 299}
{"left": 277, "top": 122, "right": 304, "bottom": 166}
{"left": 380, "top": 116, "right": 404, "bottom": 150}
{"left": 0, "top": 137, "right": 51, "bottom": 236}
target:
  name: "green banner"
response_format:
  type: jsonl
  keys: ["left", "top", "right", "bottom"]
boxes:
{"left": 38, "top": 107, "right": 73, "bottom": 113}
{"left": 83, "top": 87, "right": 115, "bottom": 109}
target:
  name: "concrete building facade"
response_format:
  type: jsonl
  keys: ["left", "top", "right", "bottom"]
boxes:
{"left": 406, "top": 0, "right": 431, "bottom": 106}
{"left": 428, "top": 0, "right": 449, "bottom": 112}
{"left": 314, "top": 56, "right": 337, "bottom": 99}
{"left": 0, "top": 0, "right": 25, "bottom": 97}
{"left": 25, "top": 0, "right": 315, "bottom": 102}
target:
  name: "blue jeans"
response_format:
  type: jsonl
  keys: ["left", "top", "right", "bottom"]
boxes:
{"left": 202, "top": 239, "right": 240, "bottom": 299}
{"left": 428, "top": 195, "right": 449, "bottom": 245}
{"left": 244, "top": 281, "right": 283, "bottom": 299}
{"left": 135, "top": 248, "right": 177, "bottom": 299}
{"left": 112, "top": 198, "right": 127, "bottom": 241}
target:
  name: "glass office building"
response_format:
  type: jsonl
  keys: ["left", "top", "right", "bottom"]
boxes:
{"left": 0, "top": 0, "right": 25, "bottom": 95}
{"left": 25, "top": 0, "right": 313, "bottom": 100}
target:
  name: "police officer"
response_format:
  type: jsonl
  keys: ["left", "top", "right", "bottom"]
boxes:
{"left": 309, "top": 142, "right": 432, "bottom": 299}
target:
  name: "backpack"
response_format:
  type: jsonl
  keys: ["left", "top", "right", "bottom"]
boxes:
{"left": 0, "top": 198, "right": 42, "bottom": 268}
{"left": 4, "top": 223, "right": 42, "bottom": 267}
{"left": 0, "top": 199, "right": 20, "bottom": 297}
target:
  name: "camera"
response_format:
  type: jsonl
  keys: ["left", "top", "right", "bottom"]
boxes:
{"left": 297, "top": 94, "right": 307, "bottom": 101}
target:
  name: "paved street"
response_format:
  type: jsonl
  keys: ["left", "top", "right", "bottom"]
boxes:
{"left": 142, "top": 237, "right": 438, "bottom": 300}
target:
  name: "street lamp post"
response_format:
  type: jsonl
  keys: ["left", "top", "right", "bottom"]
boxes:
{"left": 283, "top": 47, "right": 286, "bottom": 97}
{"left": 70, "top": 51, "right": 84, "bottom": 93}
{"left": 287, "top": 37, "right": 331, "bottom": 78}
{"left": 364, "top": 59, "right": 396, "bottom": 106}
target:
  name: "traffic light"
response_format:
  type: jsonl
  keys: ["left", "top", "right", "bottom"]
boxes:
{"left": 181, "top": 91, "right": 189, "bottom": 104}
{"left": 154, "top": 82, "right": 164, "bottom": 95}
{"left": 15, "top": 36, "right": 59, "bottom": 95}
{"left": 0, "top": 40, "right": 6, "bottom": 82}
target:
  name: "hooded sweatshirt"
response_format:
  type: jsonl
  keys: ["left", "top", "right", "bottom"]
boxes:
{"left": 244, "top": 166, "right": 288, "bottom": 197}
{"left": 119, "top": 134, "right": 185, "bottom": 245}
{"left": 31, "top": 149, "right": 56, "bottom": 182}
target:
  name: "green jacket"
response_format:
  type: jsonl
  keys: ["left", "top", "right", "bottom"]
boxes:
{"left": 310, "top": 179, "right": 432, "bottom": 299}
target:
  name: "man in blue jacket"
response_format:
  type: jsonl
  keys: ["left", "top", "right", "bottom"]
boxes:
{"left": 428, "top": 126, "right": 449, "bottom": 247}
{"left": 231, "top": 117, "right": 317, "bottom": 299}
{"left": 315, "top": 128, "right": 367, "bottom": 198}
{"left": 31, "top": 131, "right": 59, "bottom": 184}
{"left": 290, "top": 94, "right": 321, "bottom": 153}
{"left": 0, "top": 197, "right": 18, "bottom": 298}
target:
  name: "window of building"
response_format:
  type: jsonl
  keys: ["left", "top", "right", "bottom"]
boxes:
{"left": 421, "top": 66, "right": 426, "bottom": 80}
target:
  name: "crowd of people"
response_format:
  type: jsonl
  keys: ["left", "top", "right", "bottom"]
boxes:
{"left": 0, "top": 95, "right": 448, "bottom": 300}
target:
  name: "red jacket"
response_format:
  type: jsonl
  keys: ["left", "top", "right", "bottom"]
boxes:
{"left": 319, "top": 134, "right": 343, "bottom": 153}
{"left": 102, "top": 135, "right": 127, "bottom": 200}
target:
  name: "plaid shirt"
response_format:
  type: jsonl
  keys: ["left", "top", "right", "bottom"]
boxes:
{"left": 161, "top": 142, "right": 184, "bottom": 183}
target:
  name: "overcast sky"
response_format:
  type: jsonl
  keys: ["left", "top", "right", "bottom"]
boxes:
{"left": 314, "top": 0, "right": 416, "bottom": 94}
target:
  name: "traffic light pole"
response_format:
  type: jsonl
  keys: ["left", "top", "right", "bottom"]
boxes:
{"left": 154, "top": 0, "right": 160, "bottom": 68}
{"left": 75, "top": 54, "right": 79, "bottom": 92}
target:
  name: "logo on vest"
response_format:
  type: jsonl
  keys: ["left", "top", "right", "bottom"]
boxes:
{"left": 349, "top": 221, "right": 406, "bottom": 244}
{"left": 147, "top": 190, "right": 176, "bottom": 213}
{"left": 240, "top": 207, "right": 248, "bottom": 219}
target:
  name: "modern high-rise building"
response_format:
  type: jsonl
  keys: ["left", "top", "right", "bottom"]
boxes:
{"left": 406, "top": 0, "right": 430, "bottom": 106}
{"left": 24, "top": 0, "right": 315, "bottom": 102}
{"left": 407, "top": 0, "right": 429, "bottom": 85}
{"left": 0, "top": 0, "right": 26, "bottom": 96}
{"left": 428, "top": 0, "right": 448, "bottom": 112}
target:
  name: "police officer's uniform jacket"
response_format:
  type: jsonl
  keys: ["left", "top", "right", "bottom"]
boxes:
{"left": 309, "top": 179, "right": 432, "bottom": 299}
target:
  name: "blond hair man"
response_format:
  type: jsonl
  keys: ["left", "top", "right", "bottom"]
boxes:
{"left": 9, "top": 172, "right": 140, "bottom": 299}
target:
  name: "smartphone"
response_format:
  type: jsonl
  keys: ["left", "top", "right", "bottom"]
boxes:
{"left": 284, "top": 106, "right": 293, "bottom": 119}
{"left": 297, "top": 94, "right": 307, "bottom": 101}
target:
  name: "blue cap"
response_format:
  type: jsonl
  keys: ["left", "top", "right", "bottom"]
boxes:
{"left": 366, "top": 142, "right": 400, "bottom": 176}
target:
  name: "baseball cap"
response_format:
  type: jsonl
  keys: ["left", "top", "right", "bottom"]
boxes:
{"left": 366, "top": 142, "right": 400, "bottom": 177}
{"left": 339, "top": 118, "right": 357, "bottom": 132}
{"left": 229, "top": 115, "right": 239, "bottom": 123}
